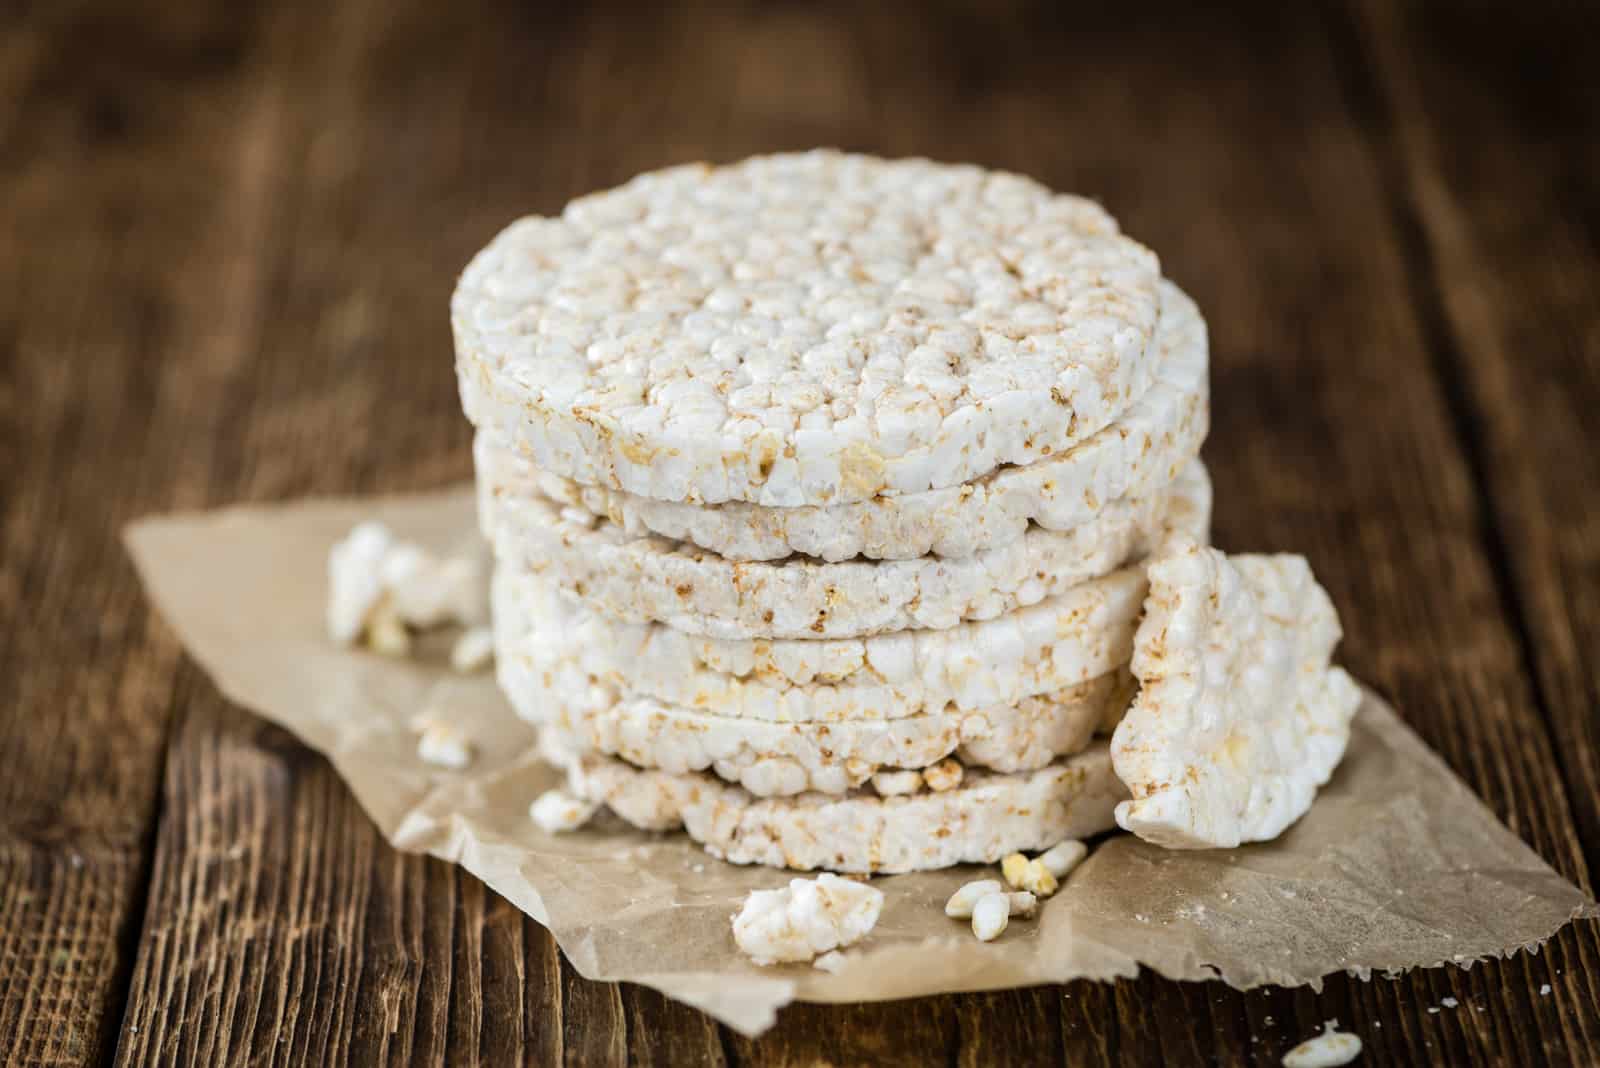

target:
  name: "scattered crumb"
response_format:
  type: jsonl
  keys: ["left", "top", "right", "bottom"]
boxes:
{"left": 1427, "top": 1007, "right": 1439, "bottom": 1015}
{"left": 693, "top": 863, "right": 705, "bottom": 874}
{"left": 971, "top": 893, "right": 1009, "bottom": 942}
{"left": 999, "top": 854, "right": 1058, "bottom": 897}
{"left": 814, "top": 951, "right": 847, "bottom": 974}
{"left": 1281, "top": 1020, "right": 1361, "bottom": 1067}
{"left": 327, "top": 521, "right": 393, "bottom": 643}
{"left": 450, "top": 626, "right": 495, "bottom": 672}
{"left": 922, "top": 758, "right": 963, "bottom": 792}
{"left": 529, "top": 789, "right": 598, "bottom": 833}
{"left": 1441, "top": 997, "right": 1458, "bottom": 1008}
{"left": 869, "top": 768, "right": 923, "bottom": 796}
{"left": 366, "top": 600, "right": 412, "bottom": 657}
{"left": 1540, "top": 983, "right": 1552, "bottom": 996}
{"left": 945, "top": 879, "right": 1004, "bottom": 919}
{"left": 1037, "top": 839, "right": 1087, "bottom": 879}
{"left": 416, "top": 723, "right": 473, "bottom": 769}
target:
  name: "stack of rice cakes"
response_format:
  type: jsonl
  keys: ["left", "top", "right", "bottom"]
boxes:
{"left": 456, "top": 152, "right": 1217, "bottom": 873}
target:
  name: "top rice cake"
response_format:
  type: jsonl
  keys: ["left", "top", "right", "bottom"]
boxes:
{"left": 453, "top": 150, "right": 1163, "bottom": 508}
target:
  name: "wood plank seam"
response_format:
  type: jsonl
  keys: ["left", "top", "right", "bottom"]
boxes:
{"left": 100, "top": 666, "right": 187, "bottom": 1057}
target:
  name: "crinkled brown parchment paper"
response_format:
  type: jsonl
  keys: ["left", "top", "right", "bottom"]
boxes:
{"left": 124, "top": 487, "right": 1596, "bottom": 1036}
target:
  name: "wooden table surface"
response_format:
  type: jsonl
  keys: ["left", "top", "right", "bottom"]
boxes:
{"left": 3, "top": 0, "right": 1598, "bottom": 1063}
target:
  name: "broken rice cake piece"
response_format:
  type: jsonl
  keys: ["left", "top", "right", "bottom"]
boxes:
{"left": 1110, "top": 541, "right": 1360, "bottom": 849}
{"left": 733, "top": 873, "right": 884, "bottom": 965}
{"left": 327, "top": 521, "right": 489, "bottom": 648}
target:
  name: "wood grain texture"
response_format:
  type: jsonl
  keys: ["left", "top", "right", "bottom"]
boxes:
{"left": 1347, "top": 3, "right": 1600, "bottom": 1058}
{"left": 1355, "top": 0, "right": 1600, "bottom": 873}
{"left": 0, "top": 0, "right": 298, "bottom": 1062}
{"left": 0, "top": 0, "right": 1595, "bottom": 1065}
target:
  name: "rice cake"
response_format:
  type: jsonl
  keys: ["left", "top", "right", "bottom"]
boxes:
{"left": 505, "top": 668, "right": 1125, "bottom": 796}
{"left": 554, "top": 741, "right": 1127, "bottom": 874}
{"left": 478, "top": 450, "right": 1209, "bottom": 641}
{"left": 454, "top": 151, "right": 1162, "bottom": 508}
{"left": 489, "top": 458, "right": 1204, "bottom": 722}
{"left": 1110, "top": 542, "right": 1360, "bottom": 849}
{"left": 494, "top": 559, "right": 1149, "bottom": 726}
{"left": 481, "top": 279, "right": 1207, "bottom": 562}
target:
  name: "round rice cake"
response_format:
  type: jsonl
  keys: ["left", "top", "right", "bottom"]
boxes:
{"left": 504, "top": 667, "right": 1126, "bottom": 796}
{"left": 480, "top": 279, "right": 1207, "bottom": 562}
{"left": 489, "top": 463, "right": 1207, "bottom": 723}
{"left": 454, "top": 151, "right": 1163, "bottom": 508}
{"left": 552, "top": 741, "right": 1127, "bottom": 873}
{"left": 478, "top": 447, "right": 1209, "bottom": 641}
{"left": 493, "top": 557, "right": 1152, "bottom": 727}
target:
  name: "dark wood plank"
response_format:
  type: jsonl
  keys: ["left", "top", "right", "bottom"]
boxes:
{"left": 106, "top": 2, "right": 672, "bottom": 1065}
{"left": 1348, "top": 0, "right": 1600, "bottom": 1056}
{"left": 0, "top": 0, "right": 298, "bottom": 1063}
{"left": 1352, "top": 0, "right": 1600, "bottom": 876}
{"left": 726, "top": 996, "right": 958, "bottom": 1068}
{"left": 3, "top": 0, "right": 1588, "bottom": 1064}
{"left": 620, "top": 986, "right": 725, "bottom": 1068}
{"left": 113, "top": 698, "right": 607, "bottom": 1067}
